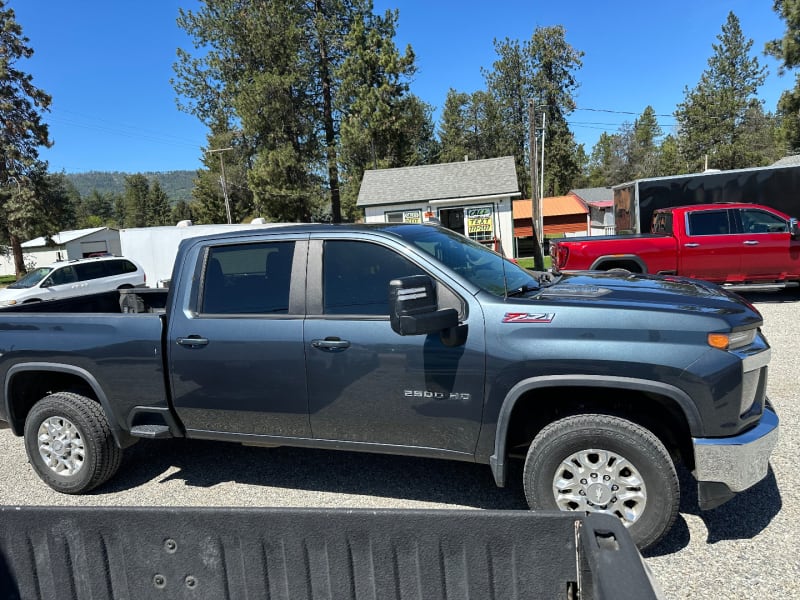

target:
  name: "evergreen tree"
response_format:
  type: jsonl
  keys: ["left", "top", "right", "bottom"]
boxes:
{"left": 191, "top": 126, "right": 254, "bottom": 224}
{"left": 438, "top": 89, "right": 474, "bottom": 163}
{"left": 175, "top": 0, "right": 424, "bottom": 223}
{"left": 630, "top": 106, "right": 663, "bottom": 178}
{"left": 529, "top": 26, "right": 584, "bottom": 196}
{"left": 658, "top": 134, "right": 687, "bottom": 176}
{"left": 0, "top": 1, "right": 52, "bottom": 275}
{"left": 675, "top": 12, "right": 769, "bottom": 170}
{"left": 78, "top": 190, "right": 117, "bottom": 228}
{"left": 337, "top": 6, "right": 421, "bottom": 220}
{"left": 171, "top": 200, "right": 195, "bottom": 225}
{"left": 122, "top": 174, "right": 150, "bottom": 228}
{"left": 147, "top": 180, "right": 172, "bottom": 226}
{"left": 480, "top": 26, "right": 584, "bottom": 197}
{"left": 766, "top": 0, "right": 800, "bottom": 152}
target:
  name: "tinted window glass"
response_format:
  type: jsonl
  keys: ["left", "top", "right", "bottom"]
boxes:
{"left": 201, "top": 242, "right": 294, "bottom": 314}
{"left": 323, "top": 241, "right": 425, "bottom": 315}
{"left": 104, "top": 260, "right": 124, "bottom": 276}
{"left": 75, "top": 261, "right": 108, "bottom": 281}
{"left": 687, "top": 210, "right": 731, "bottom": 236}
{"left": 47, "top": 266, "right": 78, "bottom": 286}
{"left": 740, "top": 209, "right": 788, "bottom": 234}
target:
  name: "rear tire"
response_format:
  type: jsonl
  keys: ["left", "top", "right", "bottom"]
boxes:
{"left": 24, "top": 392, "right": 122, "bottom": 494}
{"left": 523, "top": 414, "right": 679, "bottom": 550}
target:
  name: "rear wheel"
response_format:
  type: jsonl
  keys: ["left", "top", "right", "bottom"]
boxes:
{"left": 24, "top": 392, "right": 122, "bottom": 494}
{"left": 523, "top": 414, "right": 679, "bottom": 550}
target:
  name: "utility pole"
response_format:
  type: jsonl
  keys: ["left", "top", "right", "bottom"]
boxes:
{"left": 206, "top": 147, "right": 234, "bottom": 224}
{"left": 529, "top": 100, "right": 545, "bottom": 271}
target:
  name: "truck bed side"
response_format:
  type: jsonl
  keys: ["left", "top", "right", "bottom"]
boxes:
{"left": 552, "top": 233, "right": 677, "bottom": 272}
{"left": 0, "top": 310, "right": 167, "bottom": 442}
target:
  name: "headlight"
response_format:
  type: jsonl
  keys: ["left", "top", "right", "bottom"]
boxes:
{"left": 707, "top": 328, "right": 757, "bottom": 350}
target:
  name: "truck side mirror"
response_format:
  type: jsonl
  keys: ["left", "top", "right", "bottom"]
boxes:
{"left": 388, "top": 275, "right": 459, "bottom": 337}
{"left": 790, "top": 218, "right": 800, "bottom": 239}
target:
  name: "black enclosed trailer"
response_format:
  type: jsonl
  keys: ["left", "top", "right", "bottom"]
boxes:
{"left": 614, "top": 163, "right": 800, "bottom": 233}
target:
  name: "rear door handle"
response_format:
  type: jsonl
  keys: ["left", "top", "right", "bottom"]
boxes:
{"left": 743, "top": 240, "right": 759, "bottom": 246}
{"left": 177, "top": 336, "right": 209, "bottom": 348}
{"left": 311, "top": 338, "right": 351, "bottom": 352}
{"left": 684, "top": 243, "right": 699, "bottom": 248}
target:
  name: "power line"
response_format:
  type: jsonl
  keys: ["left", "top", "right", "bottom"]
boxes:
{"left": 574, "top": 106, "right": 676, "bottom": 118}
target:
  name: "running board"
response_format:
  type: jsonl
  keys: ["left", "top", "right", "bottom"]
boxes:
{"left": 722, "top": 282, "right": 799, "bottom": 292}
{"left": 130, "top": 424, "right": 173, "bottom": 439}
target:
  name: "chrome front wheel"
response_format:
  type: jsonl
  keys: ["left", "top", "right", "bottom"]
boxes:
{"left": 523, "top": 414, "right": 679, "bottom": 550}
{"left": 552, "top": 448, "right": 647, "bottom": 527}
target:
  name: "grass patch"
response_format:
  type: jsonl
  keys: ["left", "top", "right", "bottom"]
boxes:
{"left": 0, "top": 275, "right": 16, "bottom": 286}
{"left": 517, "top": 257, "right": 551, "bottom": 270}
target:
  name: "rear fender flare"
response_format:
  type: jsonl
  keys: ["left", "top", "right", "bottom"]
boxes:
{"left": 489, "top": 375, "right": 701, "bottom": 487}
{"left": 4, "top": 362, "right": 126, "bottom": 446}
{"left": 589, "top": 255, "right": 647, "bottom": 273}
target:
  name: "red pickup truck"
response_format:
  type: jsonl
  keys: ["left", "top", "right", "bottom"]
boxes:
{"left": 550, "top": 203, "right": 800, "bottom": 291}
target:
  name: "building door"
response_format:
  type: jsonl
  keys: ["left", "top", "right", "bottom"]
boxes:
{"left": 439, "top": 208, "right": 465, "bottom": 235}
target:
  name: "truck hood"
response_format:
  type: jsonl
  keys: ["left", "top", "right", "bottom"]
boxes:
{"left": 533, "top": 271, "right": 762, "bottom": 328}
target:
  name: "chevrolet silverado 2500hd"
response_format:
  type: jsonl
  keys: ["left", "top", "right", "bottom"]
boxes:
{"left": 0, "top": 223, "right": 778, "bottom": 549}
{"left": 551, "top": 203, "right": 800, "bottom": 291}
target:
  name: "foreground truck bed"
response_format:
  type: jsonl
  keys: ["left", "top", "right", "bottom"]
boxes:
{"left": 0, "top": 506, "right": 660, "bottom": 600}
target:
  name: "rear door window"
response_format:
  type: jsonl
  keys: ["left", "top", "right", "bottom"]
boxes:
{"left": 201, "top": 241, "right": 295, "bottom": 314}
{"left": 686, "top": 210, "right": 731, "bottom": 236}
{"left": 75, "top": 261, "right": 108, "bottom": 281}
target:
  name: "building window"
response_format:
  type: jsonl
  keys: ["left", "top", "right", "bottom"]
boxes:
{"left": 465, "top": 206, "right": 495, "bottom": 242}
{"left": 385, "top": 209, "right": 422, "bottom": 224}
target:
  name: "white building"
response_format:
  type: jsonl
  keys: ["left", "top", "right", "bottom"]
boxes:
{"left": 0, "top": 227, "right": 121, "bottom": 277}
{"left": 357, "top": 156, "right": 521, "bottom": 257}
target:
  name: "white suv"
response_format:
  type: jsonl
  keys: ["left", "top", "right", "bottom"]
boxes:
{"left": 0, "top": 256, "right": 146, "bottom": 306}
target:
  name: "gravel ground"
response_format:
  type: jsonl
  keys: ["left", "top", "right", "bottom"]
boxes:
{"left": 0, "top": 294, "right": 796, "bottom": 598}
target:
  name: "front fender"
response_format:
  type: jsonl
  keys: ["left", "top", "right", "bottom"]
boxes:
{"left": 488, "top": 374, "right": 702, "bottom": 487}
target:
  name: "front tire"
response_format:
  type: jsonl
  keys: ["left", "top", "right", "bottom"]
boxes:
{"left": 24, "top": 392, "right": 123, "bottom": 494}
{"left": 523, "top": 414, "right": 679, "bottom": 550}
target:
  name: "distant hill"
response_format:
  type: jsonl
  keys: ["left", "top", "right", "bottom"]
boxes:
{"left": 66, "top": 170, "right": 197, "bottom": 204}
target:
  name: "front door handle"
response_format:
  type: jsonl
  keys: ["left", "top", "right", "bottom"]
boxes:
{"left": 311, "top": 338, "right": 351, "bottom": 352}
{"left": 177, "top": 336, "right": 209, "bottom": 348}
{"left": 684, "top": 243, "right": 700, "bottom": 248}
{"left": 743, "top": 240, "right": 759, "bottom": 246}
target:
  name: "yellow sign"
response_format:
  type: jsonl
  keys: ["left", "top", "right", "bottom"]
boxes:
{"left": 466, "top": 207, "right": 493, "bottom": 236}
{"left": 404, "top": 211, "right": 422, "bottom": 224}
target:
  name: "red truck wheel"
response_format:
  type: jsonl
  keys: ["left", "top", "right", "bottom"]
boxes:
{"left": 523, "top": 414, "right": 679, "bottom": 551}
{"left": 24, "top": 392, "right": 122, "bottom": 494}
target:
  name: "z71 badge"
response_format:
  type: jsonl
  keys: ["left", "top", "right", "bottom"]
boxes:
{"left": 502, "top": 312, "right": 555, "bottom": 323}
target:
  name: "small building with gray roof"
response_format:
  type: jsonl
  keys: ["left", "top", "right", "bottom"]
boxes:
{"left": 357, "top": 156, "right": 521, "bottom": 256}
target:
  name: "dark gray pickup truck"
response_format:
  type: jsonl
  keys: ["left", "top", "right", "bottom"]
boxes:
{"left": 0, "top": 223, "right": 779, "bottom": 549}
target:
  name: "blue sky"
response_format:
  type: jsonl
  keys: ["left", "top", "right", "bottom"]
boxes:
{"left": 10, "top": 0, "right": 790, "bottom": 174}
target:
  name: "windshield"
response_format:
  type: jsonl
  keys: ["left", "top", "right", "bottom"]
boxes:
{"left": 7, "top": 267, "right": 52, "bottom": 289}
{"left": 388, "top": 225, "right": 541, "bottom": 297}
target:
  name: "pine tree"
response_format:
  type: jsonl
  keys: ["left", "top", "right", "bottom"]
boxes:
{"left": 0, "top": 1, "right": 52, "bottom": 276}
{"left": 766, "top": 0, "right": 800, "bottom": 152}
{"left": 630, "top": 106, "right": 663, "bottom": 178}
{"left": 675, "top": 12, "right": 769, "bottom": 170}
{"left": 480, "top": 26, "right": 584, "bottom": 197}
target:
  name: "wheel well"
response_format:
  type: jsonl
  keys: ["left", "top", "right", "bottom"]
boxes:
{"left": 7, "top": 370, "right": 98, "bottom": 432}
{"left": 593, "top": 259, "right": 644, "bottom": 273}
{"left": 504, "top": 386, "right": 694, "bottom": 470}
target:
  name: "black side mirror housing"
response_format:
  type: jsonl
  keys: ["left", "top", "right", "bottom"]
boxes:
{"left": 389, "top": 275, "right": 460, "bottom": 337}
